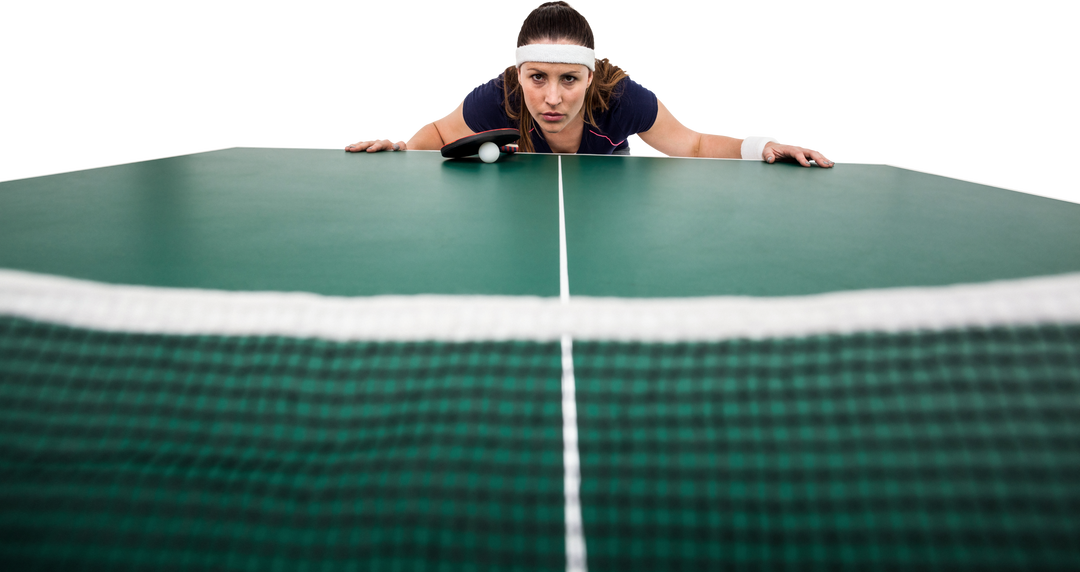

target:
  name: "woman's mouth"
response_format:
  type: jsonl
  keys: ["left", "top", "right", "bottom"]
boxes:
{"left": 540, "top": 113, "right": 564, "bottom": 122}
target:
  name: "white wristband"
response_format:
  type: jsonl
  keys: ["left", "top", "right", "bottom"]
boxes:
{"left": 741, "top": 136, "right": 777, "bottom": 161}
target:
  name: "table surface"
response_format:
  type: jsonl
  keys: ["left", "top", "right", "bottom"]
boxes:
{"left": 3, "top": 149, "right": 1080, "bottom": 572}
{"left": 2, "top": 147, "right": 1079, "bottom": 297}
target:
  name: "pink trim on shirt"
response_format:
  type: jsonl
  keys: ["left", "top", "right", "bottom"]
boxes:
{"left": 589, "top": 130, "right": 625, "bottom": 147}
{"left": 524, "top": 125, "right": 626, "bottom": 150}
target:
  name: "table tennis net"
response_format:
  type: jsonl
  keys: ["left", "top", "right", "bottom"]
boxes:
{"left": 2, "top": 269, "right": 1079, "bottom": 571}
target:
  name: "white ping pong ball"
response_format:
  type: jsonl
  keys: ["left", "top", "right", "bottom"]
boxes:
{"left": 478, "top": 141, "right": 500, "bottom": 164}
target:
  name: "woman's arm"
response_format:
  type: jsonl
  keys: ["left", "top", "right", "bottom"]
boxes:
{"left": 345, "top": 102, "right": 475, "bottom": 153}
{"left": 638, "top": 100, "right": 833, "bottom": 167}
{"left": 638, "top": 100, "right": 740, "bottom": 158}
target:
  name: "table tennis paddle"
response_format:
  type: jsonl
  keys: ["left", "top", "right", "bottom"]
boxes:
{"left": 441, "top": 128, "right": 520, "bottom": 159}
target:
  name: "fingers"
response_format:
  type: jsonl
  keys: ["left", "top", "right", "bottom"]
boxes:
{"left": 799, "top": 142, "right": 838, "bottom": 167}
{"left": 777, "top": 145, "right": 812, "bottom": 167}
{"left": 344, "top": 140, "right": 407, "bottom": 153}
{"left": 793, "top": 150, "right": 812, "bottom": 168}
{"left": 365, "top": 140, "right": 392, "bottom": 153}
{"left": 765, "top": 144, "right": 834, "bottom": 168}
{"left": 344, "top": 141, "right": 371, "bottom": 153}
{"left": 809, "top": 150, "right": 834, "bottom": 168}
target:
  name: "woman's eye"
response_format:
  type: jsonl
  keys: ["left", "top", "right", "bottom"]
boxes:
{"left": 529, "top": 74, "right": 574, "bottom": 82}
{"left": 563, "top": 76, "right": 576, "bottom": 83}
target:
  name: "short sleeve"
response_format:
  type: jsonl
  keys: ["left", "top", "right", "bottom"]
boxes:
{"left": 605, "top": 78, "right": 658, "bottom": 136}
{"left": 462, "top": 74, "right": 515, "bottom": 133}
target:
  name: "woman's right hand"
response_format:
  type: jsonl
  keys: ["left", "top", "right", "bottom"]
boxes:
{"left": 345, "top": 140, "right": 407, "bottom": 153}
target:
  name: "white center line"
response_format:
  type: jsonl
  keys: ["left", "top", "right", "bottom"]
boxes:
{"left": 562, "top": 334, "right": 586, "bottom": 572}
{"left": 558, "top": 156, "right": 587, "bottom": 572}
{"left": 558, "top": 156, "right": 570, "bottom": 304}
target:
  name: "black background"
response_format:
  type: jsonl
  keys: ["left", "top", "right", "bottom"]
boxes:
{"left": 2, "top": 4, "right": 1062, "bottom": 198}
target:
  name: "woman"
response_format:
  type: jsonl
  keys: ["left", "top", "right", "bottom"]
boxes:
{"left": 347, "top": 2, "right": 832, "bottom": 167}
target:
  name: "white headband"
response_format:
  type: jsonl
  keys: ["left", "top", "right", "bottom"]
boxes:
{"left": 515, "top": 44, "right": 596, "bottom": 71}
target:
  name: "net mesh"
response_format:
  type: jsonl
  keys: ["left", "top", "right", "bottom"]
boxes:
{"left": 0, "top": 317, "right": 565, "bottom": 571}
{"left": 2, "top": 316, "right": 1080, "bottom": 570}
{"left": 575, "top": 327, "right": 1080, "bottom": 571}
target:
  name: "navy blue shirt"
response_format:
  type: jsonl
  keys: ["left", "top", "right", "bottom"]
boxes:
{"left": 462, "top": 73, "right": 658, "bottom": 154}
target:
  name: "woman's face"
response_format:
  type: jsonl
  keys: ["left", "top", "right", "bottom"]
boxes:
{"left": 518, "top": 59, "right": 593, "bottom": 135}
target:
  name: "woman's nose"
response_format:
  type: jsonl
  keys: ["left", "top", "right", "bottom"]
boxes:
{"left": 545, "top": 84, "right": 561, "bottom": 106}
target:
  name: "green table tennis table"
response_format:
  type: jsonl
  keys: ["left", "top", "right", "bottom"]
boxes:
{"left": 2, "top": 148, "right": 1079, "bottom": 571}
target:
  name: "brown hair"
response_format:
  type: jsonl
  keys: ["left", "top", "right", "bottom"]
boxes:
{"left": 502, "top": 2, "right": 628, "bottom": 152}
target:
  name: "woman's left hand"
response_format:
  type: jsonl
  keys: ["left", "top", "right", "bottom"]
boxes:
{"left": 763, "top": 142, "right": 834, "bottom": 168}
